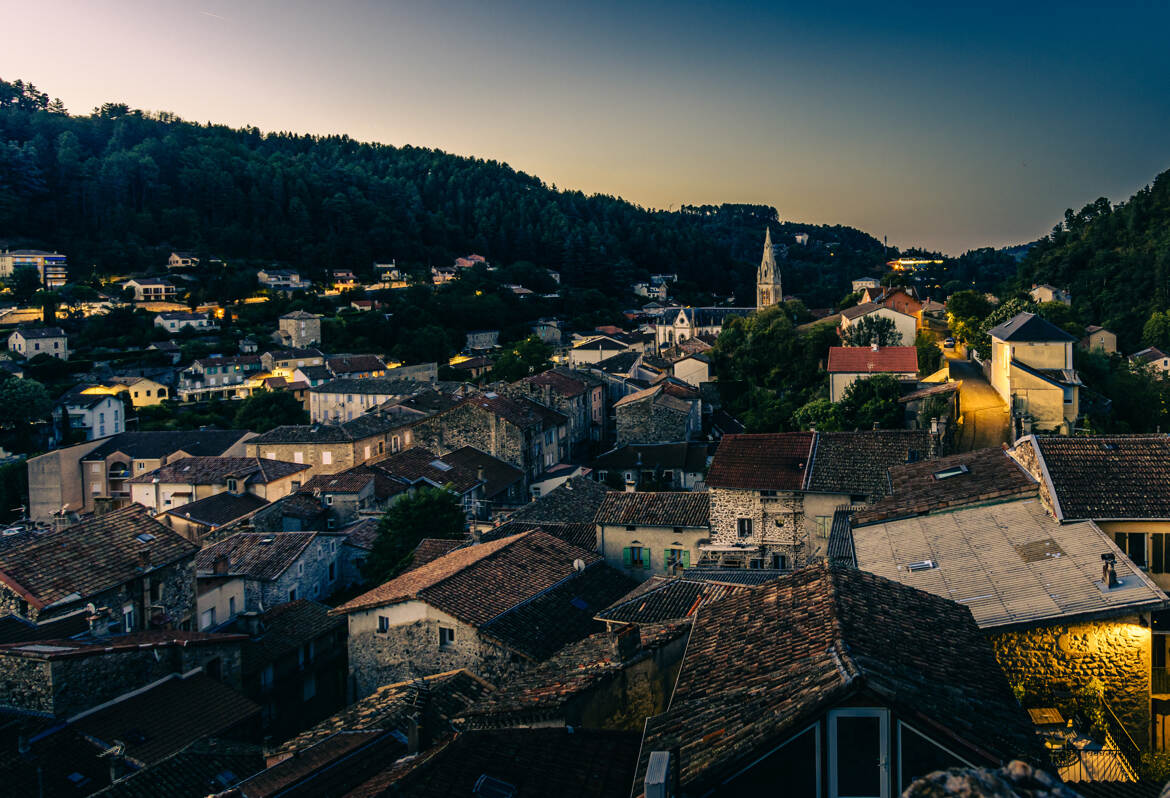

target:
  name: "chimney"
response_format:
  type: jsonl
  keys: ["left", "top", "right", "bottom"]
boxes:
{"left": 87, "top": 606, "right": 110, "bottom": 638}
{"left": 870, "top": 341, "right": 880, "bottom": 352}
{"left": 477, "top": 465, "right": 485, "bottom": 484}
{"left": 238, "top": 610, "right": 263, "bottom": 637}
{"left": 644, "top": 750, "right": 676, "bottom": 798}
{"left": 136, "top": 548, "right": 152, "bottom": 571}
{"left": 610, "top": 624, "right": 641, "bottom": 662}
{"left": 404, "top": 715, "right": 420, "bottom": 754}
{"left": 213, "top": 554, "right": 230, "bottom": 575}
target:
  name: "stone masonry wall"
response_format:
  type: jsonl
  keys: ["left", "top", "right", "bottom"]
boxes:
{"left": 990, "top": 615, "right": 1150, "bottom": 748}
{"left": 349, "top": 615, "right": 483, "bottom": 699}
{"left": 615, "top": 401, "right": 688, "bottom": 446}
{"left": 411, "top": 404, "right": 532, "bottom": 477}
{"left": 709, "top": 487, "right": 810, "bottom": 563}
{"left": 1005, "top": 439, "right": 1057, "bottom": 517}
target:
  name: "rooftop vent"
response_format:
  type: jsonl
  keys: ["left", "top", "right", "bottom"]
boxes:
{"left": 1102, "top": 442, "right": 1118, "bottom": 451}
{"left": 932, "top": 464, "right": 969, "bottom": 480}
{"left": 259, "top": 537, "right": 275, "bottom": 545}
{"left": 135, "top": 533, "right": 156, "bottom": 543}
{"left": 907, "top": 559, "right": 937, "bottom": 572}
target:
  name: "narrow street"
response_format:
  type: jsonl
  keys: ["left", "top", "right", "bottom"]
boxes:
{"left": 946, "top": 350, "right": 1010, "bottom": 451}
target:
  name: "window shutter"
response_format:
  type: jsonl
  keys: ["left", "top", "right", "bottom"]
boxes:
{"left": 644, "top": 550, "right": 651, "bottom": 569}
{"left": 682, "top": 551, "right": 690, "bottom": 568}
{"left": 663, "top": 549, "right": 671, "bottom": 566}
{"left": 622, "top": 547, "right": 631, "bottom": 566}
{"left": 1155, "top": 534, "right": 1166, "bottom": 575}
{"left": 1115, "top": 532, "right": 1127, "bottom": 553}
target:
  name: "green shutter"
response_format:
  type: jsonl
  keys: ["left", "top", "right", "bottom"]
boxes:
{"left": 622, "top": 547, "right": 631, "bottom": 567}
{"left": 643, "top": 550, "right": 651, "bottom": 570}
{"left": 682, "top": 550, "right": 691, "bottom": 568}
{"left": 663, "top": 549, "right": 671, "bottom": 567}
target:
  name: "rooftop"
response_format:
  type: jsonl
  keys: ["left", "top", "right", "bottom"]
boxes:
{"left": 594, "top": 491, "right": 709, "bottom": 528}
{"left": 439, "top": 446, "right": 524, "bottom": 499}
{"left": 852, "top": 498, "right": 1167, "bottom": 627}
{"left": 591, "top": 441, "right": 712, "bottom": 473}
{"left": 80, "top": 430, "right": 250, "bottom": 462}
{"left": 596, "top": 575, "right": 751, "bottom": 625}
{"left": 704, "top": 432, "right": 815, "bottom": 491}
{"left": 127, "top": 456, "right": 307, "bottom": 485}
{"left": 372, "top": 446, "right": 482, "bottom": 494}
{"left": 237, "top": 599, "right": 344, "bottom": 675}
{"left": 195, "top": 532, "right": 318, "bottom": 581}
{"left": 509, "top": 476, "right": 610, "bottom": 525}
{"left": 987, "top": 311, "right": 1077, "bottom": 343}
{"left": 826, "top": 345, "right": 919, "bottom": 374}
{"left": 12, "top": 326, "right": 66, "bottom": 339}
{"left": 164, "top": 491, "right": 268, "bottom": 528}
{"left": 805, "top": 430, "right": 933, "bottom": 501}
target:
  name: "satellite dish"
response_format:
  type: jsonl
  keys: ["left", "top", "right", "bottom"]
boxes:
{"left": 573, "top": 558, "right": 586, "bottom": 572}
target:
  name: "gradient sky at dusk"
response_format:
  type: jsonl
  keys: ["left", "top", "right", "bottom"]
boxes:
{"left": 4, "top": 1, "right": 1169, "bottom": 253}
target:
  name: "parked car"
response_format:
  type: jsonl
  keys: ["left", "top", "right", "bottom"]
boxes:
{"left": 944, "top": 337, "right": 956, "bottom": 348}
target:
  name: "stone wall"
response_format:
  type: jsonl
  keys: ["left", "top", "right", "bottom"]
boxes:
{"left": 990, "top": 615, "right": 1151, "bottom": 747}
{"left": 348, "top": 608, "right": 484, "bottom": 698}
{"left": 245, "top": 440, "right": 359, "bottom": 476}
{"left": 249, "top": 536, "right": 341, "bottom": 610}
{"left": 1005, "top": 438, "right": 1058, "bottom": 517}
{"left": 615, "top": 400, "right": 689, "bottom": 446}
{"left": 411, "top": 404, "right": 533, "bottom": 479}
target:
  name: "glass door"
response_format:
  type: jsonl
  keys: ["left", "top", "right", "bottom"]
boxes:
{"left": 829, "top": 708, "right": 889, "bottom": 798}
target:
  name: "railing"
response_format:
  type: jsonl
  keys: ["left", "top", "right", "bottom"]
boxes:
{"left": 1051, "top": 746, "right": 1135, "bottom": 783}
{"left": 1101, "top": 699, "right": 1142, "bottom": 777}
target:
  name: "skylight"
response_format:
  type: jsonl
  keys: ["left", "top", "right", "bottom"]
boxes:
{"left": 932, "top": 464, "right": 969, "bottom": 480}
{"left": 907, "top": 559, "right": 937, "bottom": 572}
{"left": 135, "top": 532, "right": 156, "bottom": 543}
{"left": 430, "top": 460, "right": 453, "bottom": 472}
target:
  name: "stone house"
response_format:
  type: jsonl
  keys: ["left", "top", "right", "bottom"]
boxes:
{"left": 26, "top": 429, "right": 253, "bottom": 521}
{"left": 246, "top": 414, "right": 402, "bottom": 475}
{"left": 278, "top": 310, "right": 322, "bottom": 348}
{"left": 309, "top": 376, "right": 422, "bottom": 423}
{"left": 826, "top": 344, "right": 919, "bottom": 402}
{"left": 631, "top": 565, "right": 1041, "bottom": 797}
{"left": 511, "top": 367, "right": 606, "bottom": 455}
{"left": 129, "top": 455, "right": 309, "bottom": 516}
{"left": 613, "top": 380, "right": 700, "bottom": 446}
{"left": 325, "top": 354, "right": 388, "bottom": 380}
{"left": 703, "top": 430, "right": 935, "bottom": 568}
{"left": 154, "top": 310, "right": 214, "bottom": 333}
{"left": 372, "top": 446, "right": 486, "bottom": 519}
{"left": 299, "top": 465, "right": 409, "bottom": 526}
{"left": 1080, "top": 325, "right": 1118, "bottom": 354}
{"left": 260, "top": 347, "right": 325, "bottom": 373}
{"left": 196, "top": 531, "right": 344, "bottom": 610}
{"left": 162, "top": 492, "right": 271, "bottom": 543}
{"left": 0, "top": 505, "right": 199, "bottom": 630}
{"left": 1132, "top": 347, "right": 1170, "bottom": 374}
{"left": 592, "top": 441, "right": 712, "bottom": 490}
{"left": 988, "top": 312, "right": 1080, "bottom": 433}
{"left": 441, "top": 445, "right": 527, "bottom": 513}
{"left": 594, "top": 491, "right": 710, "bottom": 577}
{"left": 839, "top": 302, "right": 917, "bottom": 346}
{"left": 7, "top": 326, "right": 68, "bottom": 360}
{"left": 178, "top": 354, "right": 264, "bottom": 401}
{"left": 851, "top": 446, "right": 1170, "bottom": 756}
{"left": 331, "top": 530, "right": 637, "bottom": 699}
{"left": 410, "top": 391, "right": 569, "bottom": 485}
{"left": 1029, "top": 283, "right": 1072, "bottom": 305}
{"left": 465, "top": 329, "right": 499, "bottom": 351}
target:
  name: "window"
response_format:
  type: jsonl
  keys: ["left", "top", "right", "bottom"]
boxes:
{"left": 829, "top": 708, "right": 889, "bottom": 798}
{"left": 200, "top": 608, "right": 216, "bottom": 630}
{"left": 898, "top": 722, "right": 972, "bottom": 790}
{"left": 322, "top": 451, "right": 333, "bottom": 465}
{"left": 737, "top": 518, "right": 754, "bottom": 538}
{"left": 1153, "top": 534, "right": 1170, "bottom": 574}
{"left": 302, "top": 673, "right": 317, "bottom": 701}
{"left": 294, "top": 451, "right": 304, "bottom": 464}
{"left": 439, "top": 626, "right": 455, "bottom": 649}
{"left": 121, "top": 603, "right": 135, "bottom": 632}
{"left": 662, "top": 470, "right": 674, "bottom": 483}
{"left": 229, "top": 596, "right": 236, "bottom": 616}
{"left": 226, "top": 477, "right": 238, "bottom": 493}
{"left": 378, "top": 616, "right": 390, "bottom": 633}
{"left": 91, "top": 462, "right": 102, "bottom": 474}
{"left": 760, "top": 490, "right": 777, "bottom": 497}
{"left": 622, "top": 546, "right": 648, "bottom": 569}
{"left": 288, "top": 588, "right": 297, "bottom": 601}
{"left": 150, "top": 580, "right": 162, "bottom": 602}
{"left": 260, "top": 665, "right": 274, "bottom": 691}
{"left": 328, "top": 562, "right": 336, "bottom": 581}
{"left": 815, "top": 515, "right": 832, "bottom": 539}
{"left": 1116, "top": 532, "right": 1148, "bottom": 568}
{"left": 664, "top": 548, "right": 690, "bottom": 568}
{"left": 722, "top": 723, "right": 819, "bottom": 797}
{"left": 772, "top": 553, "right": 788, "bottom": 569}
{"left": 325, "top": 495, "right": 333, "bottom": 505}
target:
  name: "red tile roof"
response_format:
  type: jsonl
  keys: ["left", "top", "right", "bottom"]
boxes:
{"left": 704, "top": 433, "right": 814, "bottom": 491}
{"left": 826, "top": 345, "right": 918, "bottom": 374}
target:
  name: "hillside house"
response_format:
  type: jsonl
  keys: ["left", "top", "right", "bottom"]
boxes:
{"left": 155, "top": 310, "right": 215, "bottom": 333}
{"left": 988, "top": 312, "right": 1081, "bottom": 433}
{"left": 124, "top": 278, "right": 177, "bottom": 301}
{"left": 839, "top": 302, "right": 916, "bottom": 347}
{"left": 827, "top": 344, "right": 919, "bottom": 402}
{"left": 594, "top": 491, "right": 710, "bottom": 577}
{"left": 7, "top": 326, "right": 68, "bottom": 360}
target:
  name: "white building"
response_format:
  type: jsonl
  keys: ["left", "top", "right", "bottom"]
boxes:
{"left": 123, "top": 278, "right": 177, "bottom": 301}
{"left": 56, "top": 392, "right": 124, "bottom": 441}
{"left": 155, "top": 311, "right": 215, "bottom": 333}
{"left": 838, "top": 303, "right": 916, "bottom": 347}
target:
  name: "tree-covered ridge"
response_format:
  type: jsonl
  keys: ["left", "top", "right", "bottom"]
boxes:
{"left": 1021, "top": 168, "right": 1170, "bottom": 351}
{"left": 0, "top": 77, "right": 885, "bottom": 306}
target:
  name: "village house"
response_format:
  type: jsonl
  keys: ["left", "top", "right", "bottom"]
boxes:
{"left": 298, "top": 466, "right": 409, "bottom": 526}
{"left": 614, "top": 379, "right": 701, "bottom": 446}
{"left": 568, "top": 334, "right": 635, "bottom": 367}
{"left": 197, "top": 531, "right": 344, "bottom": 610}
{"left": 0, "top": 505, "right": 199, "bottom": 630}
{"left": 332, "top": 530, "right": 637, "bottom": 698}
{"left": 839, "top": 301, "right": 917, "bottom": 346}
{"left": 7, "top": 325, "right": 68, "bottom": 360}
{"left": 53, "top": 386, "right": 124, "bottom": 442}
{"left": 1030, "top": 283, "right": 1072, "bottom": 304}
{"left": 631, "top": 564, "right": 1041, "bottom": 797}
{"left": 593, "top": 441, "right": 713, "bottom": 491}
{"left": 410, "top": 390, "right": 569, "bottom": 485}
{"left": 852, "top": 276, "right": 881, "bottom": 293}
{"left": 154, "top": 310, "right": 216, "bottom": 333}
{"left": 330, "top": 269, "right": 358, "bottom": 290}
{"left": 309, "top": 376, "right": 422, "bottom": 423}
{"left": 827, "top": 344, "right": 919, "bottom": 402}
{"left": 26, "top": 428, "right": 253, "bottom": 521}
{"left": 465, "top": 329, "right": 500, "bottom": 351}
{"left": 277, "top": 310, "right": 322, "bottom": 348}
{"left": 259, "top": 346, "right": 325, "bottom": 373}
{"left": 245, "top": 414, "right": 402, "bottom": 475}
{"left": 988, "top": 311, "right": 1081, "bottom": 434}
{"left": 849, "top": 445, "right": 1170, "bottom": 760}
{"left": 168, "top": 251, "right": 200, "bottom": 268}
{"left": 531, "top": 317, "right": 564, "bottom": 346}
{"left": 701, "top": 430, "right": 935, "bottom": 569}
{"left": 510, "top": 367, "right": 607, "bottom": 455}
{"left": 128, "top": 455, "right": 309, "bottom": 516}
{"left": 257, "top": 268, "right": 310, "bottom": 290}
{"left": 163, "top": 491, "right": 271, "bottom": 543}
{"left": 1133, "top": 346, "right": 1170, "bottom": 374}
{"left": 594, "top": 491, "right": 710, "bottom": 576}
{"left": 1080, "top": 324, "right": 1118, "bottom": 354}
{"left": 325, "top": 353, "right": 388, "bottom": 380}
{"left": 106, "top": 375, "right": 170, "bottom": 407}
{"left": 123, "top": 277, "right": 177, "bottom": 301}
{"left": 371, "top": 446, "right": 486, "bottom": 518}
{"left": 441, "top": 445, "right": 526, "bottom": 513}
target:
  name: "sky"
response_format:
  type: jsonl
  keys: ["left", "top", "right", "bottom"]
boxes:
{"left": 3, "top": 0, "right": 1169, "bottom": 254}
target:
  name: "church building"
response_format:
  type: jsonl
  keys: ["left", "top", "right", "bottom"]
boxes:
{"left": 757, "top": 226, "right": 782, "bottom": 310}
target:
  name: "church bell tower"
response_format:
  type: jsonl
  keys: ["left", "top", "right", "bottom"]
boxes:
{"left": 757, "top": 227, "right": 782, "bottom": 310}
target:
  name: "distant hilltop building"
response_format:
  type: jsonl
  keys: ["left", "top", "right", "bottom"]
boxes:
{"left": 0, "top": 249, "right": 67, "bottom": 288}
{"left": 756, "top": 228, "right": 782, "bottom": 311}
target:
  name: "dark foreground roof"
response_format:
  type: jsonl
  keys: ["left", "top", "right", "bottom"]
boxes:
{"left": 1025, "top": 434, "right": 1170, "bottom": 520}
{"left": 987, "top": 311, "right": 1077, "bottom": 342}
{"left": 509, "top": 476, "right": 610, "bottom": 524}
{"left": 806, "top": 430, "right": 933, "bottom": 500}
{"left": 635, "top": 564, "right": 1041, "bottom": 792}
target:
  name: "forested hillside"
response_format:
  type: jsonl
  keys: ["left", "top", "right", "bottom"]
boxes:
{"left": 0, "top": 78, "right": 885, "bottom": 306}
{"left": 1021, "top": 168, "right": 1170, "bottom": 350}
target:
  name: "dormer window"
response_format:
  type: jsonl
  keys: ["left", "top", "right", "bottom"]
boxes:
{"left": 226, "top": 477, "right": 239, "bottom": 494}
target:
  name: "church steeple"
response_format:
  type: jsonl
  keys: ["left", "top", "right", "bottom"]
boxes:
{"left": 757, "top": 226, "right": 782, "bottom": 310}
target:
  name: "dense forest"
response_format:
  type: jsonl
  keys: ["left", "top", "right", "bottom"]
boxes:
{"left": 0, "top": 78, "right": 888, "bottom": 308}
{"left": 1021, "top": 168, "right": 1170, "bottom": 351}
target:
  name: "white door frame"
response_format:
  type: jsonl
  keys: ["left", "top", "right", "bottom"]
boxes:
{"left": 828, "top": 708, "right": 889, "bottom": 798}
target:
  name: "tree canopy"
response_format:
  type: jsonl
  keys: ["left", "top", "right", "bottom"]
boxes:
{"left": 232, "top": 389, "right": 309, "bottom": 433}
{"left": 362, "top": 487, "right": 467, "bottom": 584}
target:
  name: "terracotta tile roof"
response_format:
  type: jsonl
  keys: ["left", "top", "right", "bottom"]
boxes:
{"left": 521, "top": 369, "right": 588, "bottom": 398}
{"left": 594, "top": 491, "right": 709, "bottom": 528}
{"left": 806, "top": 430, "right": 933, "bottom": 500}
{"left": 300, "top": 470, "right": 376, "bottom": 493}
{"left": 705, "top": 432, "right": 815, "bottom": 491}
{"left": 326, "top": 354, "right": 387, "bottom": 375}
{"left": 332, "top": 530, "right": 600, "bottom": 622}
{"left": 309, "top": 377, "right": 418, "bottom": 395}
{"left": 592, "top": 350, "right": 640, "bottom": 374}
{"left": 461, "top": 624, "right": 689, "bottom": 726}
{"left": 0, "top": 506, "right": 198, "bottom": 610}
{"left": 367, "top": 728, "right": 642, "bottom": 798}
{"left": 237, "top": 730, "right": 402, "bottom": 797}
{"left": 440, "top": 446, "right": 524, "bottom": 499}
{"left": 73, "top": 674, "right": 260, "bottom": 766}
{"left": 91, "top": 739, "right": 264, "bottom": 798}
{"left": 371, "top": 447, "right": 481, "bottom": 494}
{"left": 482, "top": 520, "right": 598, "bottom": 551}
{"left": 336, "top": 518, "right": 381, "bottom": 551}
{"left": 163, "top": 491, "right": 268, "bottom": 528}
{"left": 596, "top": 576, "right": 750, "bottom": 624}
{"left": 0, "top": 610, "right": 89, "bottom": 646}
{"left": 591, "top": 442, "right": 713, "bottom": 473}
{"left": 462, "top": 391, "right": 567, "bottom": 431}
{"left": 854, "top": 447, "right": 1038, "bottom": 525}
{"left": 988, "top": 311, "right": 1077, "bottom": 342}
{"left": 852, "top": 498, "right": 1168, "bottom": 627}
{"left": 237, "top": 600, "right": 344, "bottom": 675}
{"left": 0, "top": 630, "right": 246, "bottom": 660}
{"left": 635, "top": 564, "right": 1042, "bottom": 792}
{"left": 405, "top": 538, "right": 468, "bottom": 571}
{"left": 509, "top": 476, "right": 610, "bottom": 524}
{"left": 839, "top": 299, "right": 881, "bottom": 320}
{"left": 81, "top": 430, "right": 250, "bottom": 462}
{"left": 195, "top": 532, "right": 317, "bottom": 581}
{"left": 826, "top": 345, "right": 918, "bottom": 373}
{"left": 1025, "top": 434, "right": 1170, "bottom": 520}
{"left": 477, "top": 563, "right": 638, "bottom": 660}
{"left": 271, "top": 669, "right": 491, "bottom": 758}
